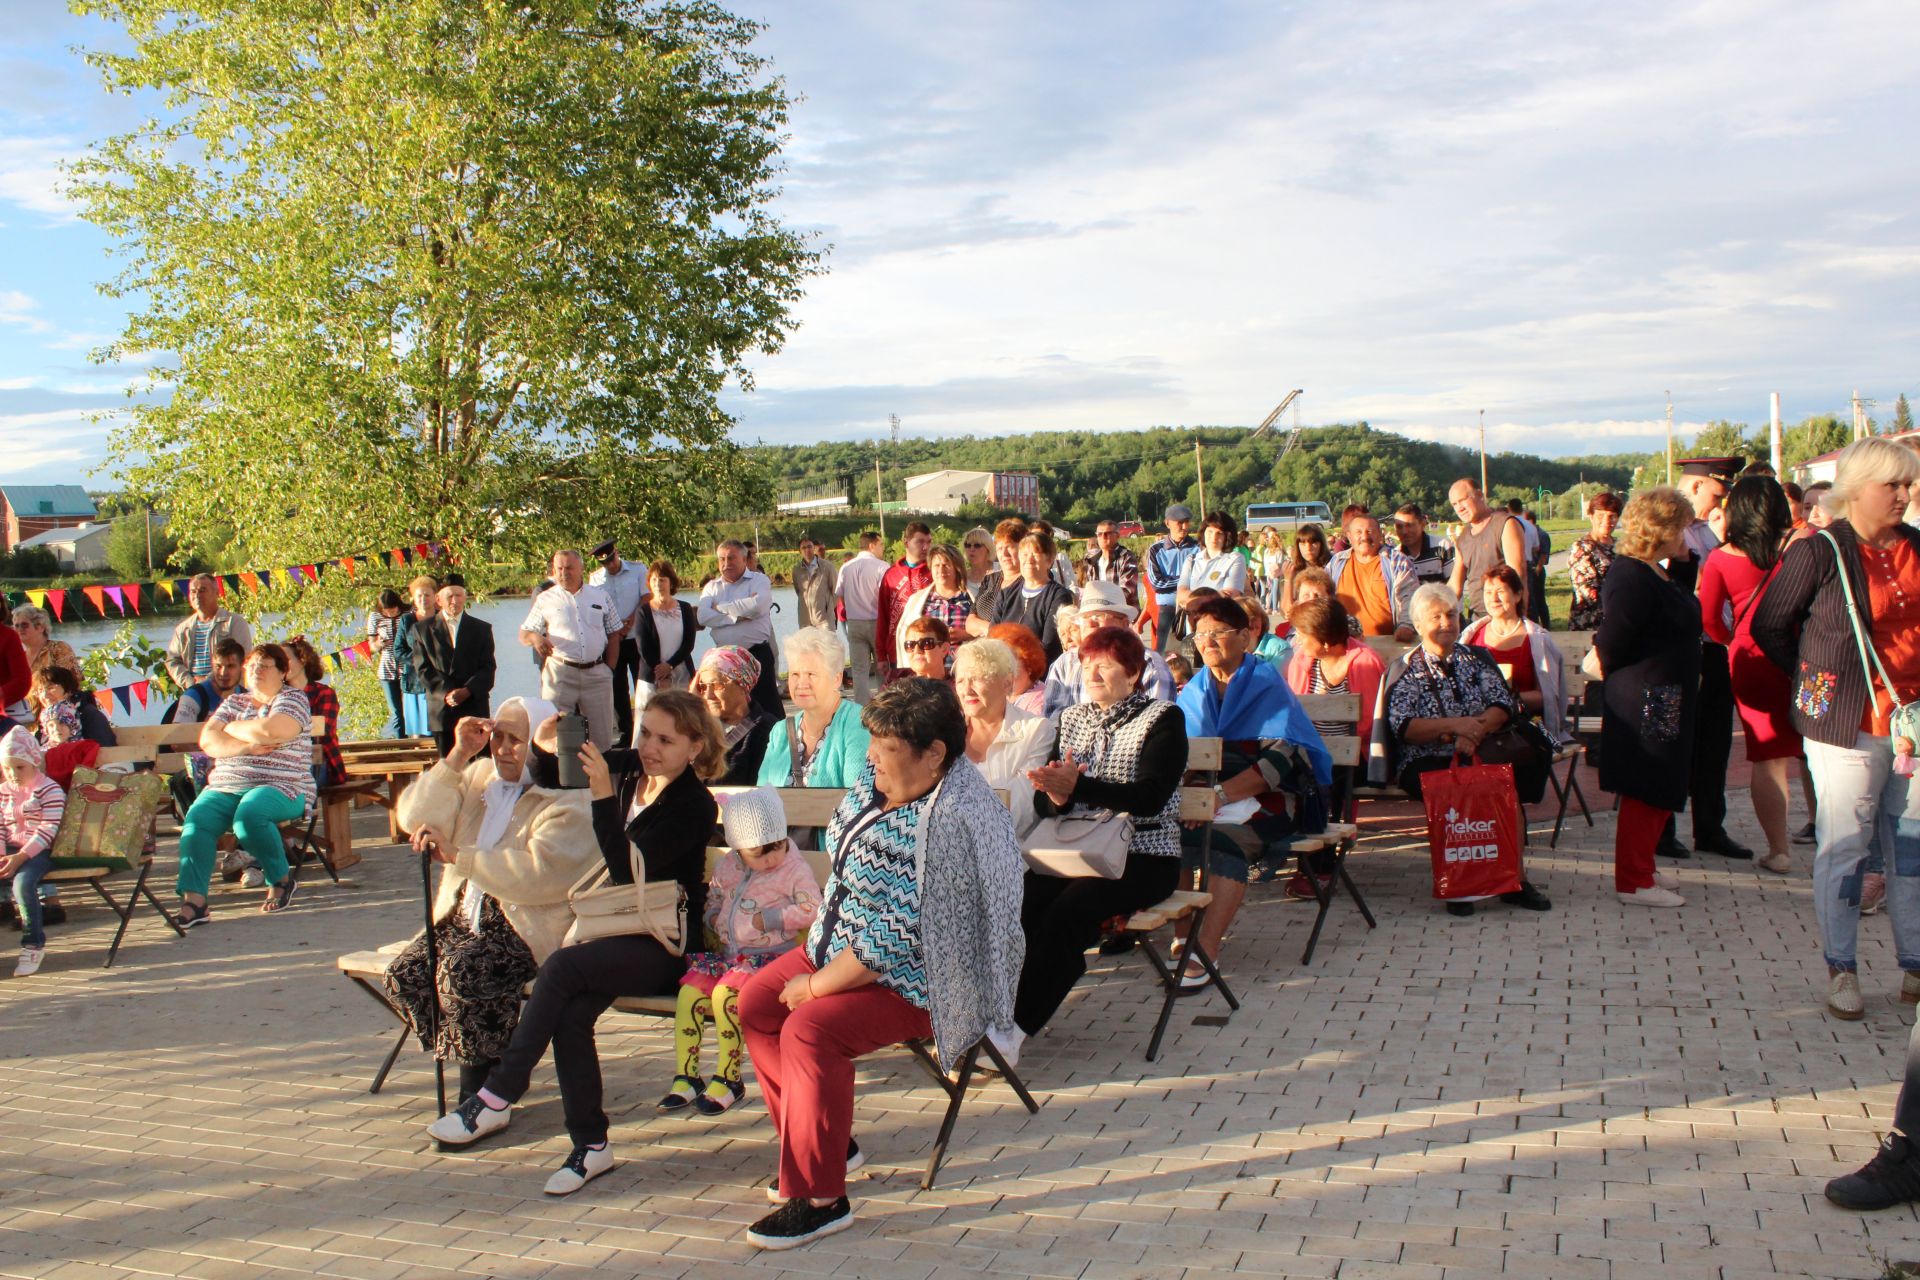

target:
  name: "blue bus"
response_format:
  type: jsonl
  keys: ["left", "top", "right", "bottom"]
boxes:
{"left": 1243, "top": 501, "right": 1332, "bottom": 533}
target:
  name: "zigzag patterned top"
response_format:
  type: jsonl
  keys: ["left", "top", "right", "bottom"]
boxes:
{"left": 808, "top": 789, "right": 930, "bottom": 1008}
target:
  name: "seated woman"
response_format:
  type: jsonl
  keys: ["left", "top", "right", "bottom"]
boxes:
{"left": 894, "top": 616, "right": 953, "bottom": 683}
{"left": 174, "top": 644, "right": 313, "bottom": 924}
{"left": 694, "top": 645, "right": 776, "bottom": 785}
{"left": 738, "top": 679, "right": 1025, "bottom": 1251}
{"left": 1459, "top": 566, "right": 1568, "bottom": 742}
{"left": 1384, "top": 582, "right": 1551, "bottom": 917}
{"left": 1284, "top": 597, "right": 1390, "bottom": 896}
{"left": 1007, "top": 626, "right": 1185, "bottom": 1050}
{"left": 989, "top": 623, "right": 1050, "bottom": 716}
{"left": 954, "top": 639, "right": 1055, "bottom": 835}
{"left": 759, "top": 627, "right": 871, "bottom": 789}
{"left": 429, "top": 691, "right": 725, "bottom": 1196}
{"left": 390, "top": 697, "right": 599, "bottom": 1102}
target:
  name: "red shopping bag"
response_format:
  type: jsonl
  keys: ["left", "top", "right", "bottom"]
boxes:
{"left": 1422, "top": 755, "right": 1524, "bottom": 900}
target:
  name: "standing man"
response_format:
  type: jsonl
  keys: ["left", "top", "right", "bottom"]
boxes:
{"left": 413, "top": 573, "right": 496, "bottom": 758}
{"left": 588, "top": 539, "right": 647, "bottom": 746}
{"left": 699, "top": 539, "right": 782, "bottom": 719}
{"left": 834, "top": 531, "right": 888, "bottom": 704}
{"left": 874, "top": 522, "right": 933, "bottom": 682}
{"left": 520, "top": 549, "right": 620, "bottom": 749}
{"left": 1392, "top": 504, "right": 1455, "bottom": 584}
{"left": 1660, "top": 455, "right": 1754, "bottom": 861}
{"left": 1328, "top": 510, "right": 1417, "bottom": 640}
{"left": 164, "top": 574, "right": 254, "bottom": 692}
{"left": 792, "top": 535, "right": 838, "bottom": 633}
{"left": 1080, "top": 519, "right": 1141, "bottom": 607}
{"left": 1141, "top": 504, "right": 1199, "bottom": 653}
{"left": 1447, "top": 480, "right": 1530, "bottom": 619}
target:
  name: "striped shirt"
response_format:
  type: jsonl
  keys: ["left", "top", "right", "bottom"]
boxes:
{"left": 205, "top": 690, "right": 314, "bottom": 802}
{"left": 808, "top": 795, "right": 929, "bottom": 1008}
{"left": 0, "top": 775, "right": 65, "bottom": 860}
{"left": 368, "top": 611, "right": 401, "bottom": 681}
{"left": 1306, "top": 660, "right": 1351, "bottom": 740}
{"left": 188, "top": 619, "right": 215, "bottom": 680}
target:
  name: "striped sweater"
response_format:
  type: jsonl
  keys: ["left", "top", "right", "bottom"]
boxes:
{"left": 0, "top": 775, "right": 65, "bottom": 859}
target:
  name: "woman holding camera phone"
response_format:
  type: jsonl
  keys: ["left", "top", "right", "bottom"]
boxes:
{"left": 428, "top": 690, "right": 728, "bottom": 1197}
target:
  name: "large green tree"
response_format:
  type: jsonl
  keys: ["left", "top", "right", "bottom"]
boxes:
{"left": 69, "top": 0, "right": 813, "bottom": 571}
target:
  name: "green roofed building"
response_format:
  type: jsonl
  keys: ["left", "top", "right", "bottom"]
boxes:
{"left": 1, "top": 485, "right": 99, "bottom": 553}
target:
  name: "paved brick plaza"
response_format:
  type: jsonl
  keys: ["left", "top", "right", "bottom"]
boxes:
{"left": 4, "top": 777, "right": 1919, "bottom": 1280}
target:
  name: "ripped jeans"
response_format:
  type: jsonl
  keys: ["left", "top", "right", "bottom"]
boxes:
{"left": 1805, "top": 731, "right": 1920, "bottom": 974}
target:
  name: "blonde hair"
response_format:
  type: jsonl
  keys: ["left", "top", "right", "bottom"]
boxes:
{"left": 641, "top": 690, "right": 729, "bottom": 781}
{"left": 1616, "top": 486, "right": 1695, "bottom": 559}
{"left": 952, "top": 637, "right": 1016, "bottom": 684}
{"left": 1830, "top": 437, "right": 1920, "bottom": 520}
{"left": 407, "top": 574, "right": 440, "bottom": 595}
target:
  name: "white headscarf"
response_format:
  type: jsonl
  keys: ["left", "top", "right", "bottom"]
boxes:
{"left": 473, "top": 696, "right": 557, "bottom": 855}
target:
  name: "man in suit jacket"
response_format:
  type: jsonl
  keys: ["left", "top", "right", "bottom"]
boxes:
{"left": 413, "top": 573, "right": 497, "bottom": 756}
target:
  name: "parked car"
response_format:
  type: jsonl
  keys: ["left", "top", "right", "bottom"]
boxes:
{"left": 1114, "top": 520, "right": 1145, "bottom": 537}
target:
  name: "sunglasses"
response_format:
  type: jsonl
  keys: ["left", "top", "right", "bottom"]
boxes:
{"left": 903, "top": 638, "right": 946, "bottom": 653}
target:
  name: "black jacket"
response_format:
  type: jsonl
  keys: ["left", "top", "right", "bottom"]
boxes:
{"left": 410, "top": 613, "right": 496, "bottom": 732}
{"left": 1595, "top": 554, "right": 1703, "bottom": 811}
{"left": 992, "top": 579, "right": 1075, "bottom": 664}
{"left": 590, "top": 758, "right": 718, "bottom": 928}
{"left": 635, "top": 599, "right": 700, "bottom": 675}
{"left": 1750, "top": 521, "right": 1920, "bottom": 749}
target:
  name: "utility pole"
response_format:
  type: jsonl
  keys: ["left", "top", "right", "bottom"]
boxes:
{"left": 1769, "top": 392, "right": 1783, "bottom": 474}
{"left": 1478, "top": 410, "right": 1488, "bottom": 494}
{"left": 1665, "top": 392, "right": 1674, "bottom": 485}
{"left": 143, "top": 505, "right": 153, "bottom": 572}
{"left": 1193, "top": 440, "right": 1207, "bottom": 519}
{"left": 874, "top": 448, "right": 886, "bottom": 542}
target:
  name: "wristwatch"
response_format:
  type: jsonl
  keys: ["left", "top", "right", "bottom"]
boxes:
{"left": 1212, "top": 783, "right": 1228, "bottom": 806}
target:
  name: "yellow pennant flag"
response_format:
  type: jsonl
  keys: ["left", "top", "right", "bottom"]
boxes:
{"left": 24, "top": 589, "right": 46, "bottom": 610}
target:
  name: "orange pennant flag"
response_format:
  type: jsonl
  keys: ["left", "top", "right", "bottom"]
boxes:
{"left": 94, "top": 689, "right": 113, "bottom": 714}
{"left": 81, "top": 585, "right": 107, "bottom": 617}
{"left": 389, "top": 549, "right": 406, "bottom": 569}
{"left": 340, "top": 556, "right": 357, "bottom": 578}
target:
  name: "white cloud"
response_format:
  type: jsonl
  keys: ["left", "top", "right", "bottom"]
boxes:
{"left": 0, "top": 288, "right": 52, "bottom": 332}
{"left": 0, "top": 135, "right": 77, "bottom": 219}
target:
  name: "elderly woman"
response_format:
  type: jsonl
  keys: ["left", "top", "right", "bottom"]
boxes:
{"left": 391, "top": 697, "right": 599, "bottom": 1102}
{"left": 738, "top": 679, "right": 1025, "bottom": 1250}
{"left": 1042, "top": 581, "right": 1177, "bottom": 715}
{"left": 895, "top": 544, "right": 974, "bottom": 659}
{"left": 1461, "top": 565, "right": 1568, "bottom": 739}
{"left": 1752, "top": 437, "right": 1920, "bottom": 1023}
{"left": 760, "top": 628, "right": 871, "bottom": 788}
{"left": 1589, "top": 487, "right": 1704, "bottom": 911}
{"left": 990, "top": 623, "right": 1051, "bottom": 715}
{"left": 1568, "top": 492, "right": 1622, "bottom": 631}
{"left": 1006, "top": 626, "right": 1186, "bottom": 1049}
{"left": 429, "top": 691, "right": 725, "bottom": 1195}
{"left": 394, "top": 575, "right": 440, "bottom": 736}
{"left": 636, "top": 560, "right": 700, "bottom": 698}
{"left": 955, "top": 639, "right": 1055, "bottom": 836}
{"left": 897, "top": 616, "right": 954, "bottom": 682}
{"left": 1384, "top": 583, "right": 1551, "bottom": 916}
{"left": 695, "top": 645, "right": 777, "bottom": 785}
{"left": 11, "top": 605, "right": 77, "bottom": 720}
{"left": 174, "top": 643, "right": 313, "bottom": 924}
{"left": 988, "top": 530, "right": 1074, "bottom": 663}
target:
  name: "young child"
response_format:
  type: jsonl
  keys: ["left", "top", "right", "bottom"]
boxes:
{"left": 662, "top": 787, "right": 820, "bottom": 1117}
{"left": 0, "top": 727, "right": 66, "bottom": 977}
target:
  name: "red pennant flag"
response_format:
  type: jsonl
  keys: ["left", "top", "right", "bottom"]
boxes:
{"left": 353, "top": 640, "right": 373, "bottom": 661}
{"left": 302, "top": 563, "right": 319, "bottom": 582}
{"left": 93, "top": 688, "right": 113, "bottom": 713}
{"left": 124, "top": 583, "right": 142, "bottom": 615}
{"left": 112, "top": 685, "right": 132, "bottom": 714}
{"left": 414, "top": 542, "right": 431, "bottom": 560}
{"left": 105, "top": 585, "right": 126, "bottom": 615}
{"left": 81, "top": 585, "right": 107, "bottom": 616}
{"left": 131, "top": 679, "right": 151, "bottom": 708}
{"left": 45, "top": 589, "right": 65, "bottom": 621}
{"left": 239, "top": 570, "right": 260, "bottom": 593}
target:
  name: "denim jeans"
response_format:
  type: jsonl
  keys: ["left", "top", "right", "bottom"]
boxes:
{"left": 1805, "top": 731, "right": 1920, "bottom": 974}
{"left": 381, "top": 677, "right": 406, "bottom": 739}
{"left": 10, "top": 848, "right": 52, "bottom": 948}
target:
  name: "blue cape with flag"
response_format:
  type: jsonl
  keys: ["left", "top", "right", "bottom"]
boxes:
{"left": 1177, "top": 653, "right": 1332, "bottom": 787}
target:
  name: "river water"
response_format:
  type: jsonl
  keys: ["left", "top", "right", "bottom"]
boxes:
{"left": 47, "top": 588, "right": 809, "bottom": 728}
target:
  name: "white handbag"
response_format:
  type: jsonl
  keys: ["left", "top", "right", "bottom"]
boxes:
{"left": 563, "top": 847, "right": 686, "bottom": 954}
{"left": 1020, "top": 809, "right": 1133, "bottom": 879}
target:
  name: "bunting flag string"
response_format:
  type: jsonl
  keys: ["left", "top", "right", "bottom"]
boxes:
{"left": 85, "top": 633, "right": 395, "bottom": 721}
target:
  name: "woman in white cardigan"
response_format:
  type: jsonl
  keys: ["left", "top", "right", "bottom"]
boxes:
{"left": 954, "top": 639, "right": 1055, "bottom": 835}
{"left": 387, "top": 696, "right": 601, "bottom": 1101}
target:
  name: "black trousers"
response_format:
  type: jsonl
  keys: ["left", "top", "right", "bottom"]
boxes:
{"left": 611, "top": 636, "right": 642, "bottom": 746}
{"left": 483, "top": 933, "right": 682, "bottom": 1146}
{"left": 1013, "top": 855, "right": 1181, "bottom": 1035}
{"left": 431, "top": 703, "right": 489, "bottom": 759}
{"left": 1682, "top": 640, "right": 1733, "bottom": 841}
{"left": 748, "top": 640, "right": 783, "bottom": 721}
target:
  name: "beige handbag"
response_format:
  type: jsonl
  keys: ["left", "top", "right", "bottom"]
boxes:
{"left": 1020, "top": 809, "right": 1132, "bottom": 879}
{"left": 563, "top": 848, "right": 686, "bottom": 954}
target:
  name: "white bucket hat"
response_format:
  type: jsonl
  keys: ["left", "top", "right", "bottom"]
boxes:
{"left": 722, "top": 786, "right": 788, "bottom": 850}
{"left": 1076, "top": 579, "right": 1138, "bottom": 623}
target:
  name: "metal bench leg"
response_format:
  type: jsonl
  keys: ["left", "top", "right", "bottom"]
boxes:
{"left": 1141, "top": 937, "right": 1183, "bottom": 1062}
{"left": 922, "top": 1046, "right": 979, "bottom": 1190}
{"left": 977, "top": 1038, "right": 1040, "bottom": 1115}
{"left": 370, "top": 1025, "right": 411, "bottom": 1095}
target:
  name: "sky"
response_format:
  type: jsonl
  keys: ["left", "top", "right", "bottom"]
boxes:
{"left": 1, "top": 0, "right": 1917, "bottom": 486}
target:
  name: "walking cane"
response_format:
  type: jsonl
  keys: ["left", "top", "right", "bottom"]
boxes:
{"left": 419, "top": 844, "right": 447, "bottom": 1116}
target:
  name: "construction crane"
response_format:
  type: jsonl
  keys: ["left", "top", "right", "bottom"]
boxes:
{"left": 1248, "top": 390, "right": 1303, "bottom": 439}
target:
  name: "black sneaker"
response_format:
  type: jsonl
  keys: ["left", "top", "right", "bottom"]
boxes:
{"left": 767, "top": 1139, "right": 863, "bottom": 1203}
{"left": 746, "top": 1196, "right": 853, "bottom": 1250}
{"left": 1792, "top": 822, "right": 1816, "bottom": 845}
{"left": 1499, "top": 882, "right": 1552, "bottom": 911}
{"left": 1826, "top": 1132, "right": 1920, "bottom": 1210}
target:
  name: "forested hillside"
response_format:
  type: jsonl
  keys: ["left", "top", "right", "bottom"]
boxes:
{"left": 750, "top": 423, "right": 1650, "bottom": 526}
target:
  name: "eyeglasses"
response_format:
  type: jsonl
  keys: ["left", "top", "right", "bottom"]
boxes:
{"left": 903, "top": 638, "right": 945, "bottom": 653}
{"left": 1192, "top": 628, "right": 1241, "bottom": 645}
{"left": 964, "top": 542, "right": 987, "bottom": 550}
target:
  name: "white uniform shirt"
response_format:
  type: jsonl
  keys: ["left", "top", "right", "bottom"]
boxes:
{"left": 588, "top": 560, "right": 648, "bottom": 631}
{"left": 698, "top": 570, "right": 775, "bottom": 649}
{"left": 835, "top": 551, "right": 888, "bottom": 623}
{"left": 521, "top": 584, "right": 619, "bottom": 663}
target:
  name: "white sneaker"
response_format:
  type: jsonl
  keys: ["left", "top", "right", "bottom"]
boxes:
{"left": 544, "top": 1143, "right": 614, "bottom": 1195}
{"left": 1617, "top": 886, "right": 1686, "bottom": 908}
{"left": 428, "top": 1094, "right": 511, "bottom": 1146}
{"left": 14, "top": 946, "right": 44, "bottom": 977}
{"left": 241, "top": 867, "right": 266, "bottom": 888}
{"left": 1654, "top": 872, "right": 1680, "bottom": 890}
{"left": 1829, "top": 972, "right": 1866, "bottom": 1021}
{"left": 986, "top": 1024, "right": 1024, "bottom": 1069}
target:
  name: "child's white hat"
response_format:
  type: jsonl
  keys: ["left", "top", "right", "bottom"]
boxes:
{"left": 722, "top": 786, "right": 787, "bottom": 850}
{"left": 0, "top": 725, "right": 43, "bottom": 770}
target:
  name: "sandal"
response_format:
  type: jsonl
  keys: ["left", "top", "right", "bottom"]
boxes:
{"left": 175, "top": 900, "right": 212, "bottom": 930}
{"left": 260, "top": 875, "right": 299, "bottom": 914}
{"left": 657, "top": 1075, "right": 703, "bottom": 1113}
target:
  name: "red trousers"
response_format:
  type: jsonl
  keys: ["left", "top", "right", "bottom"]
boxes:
{"left": 738, "top": 947, "right": 933, "bottom": 1200}
{"left": 1616, "top": 795, "right": 1672, "bottom": 892}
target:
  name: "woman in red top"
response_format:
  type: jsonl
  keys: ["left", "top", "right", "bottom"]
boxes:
{"left": 1698, "top": 478, "right": 1798, "bottom": 874}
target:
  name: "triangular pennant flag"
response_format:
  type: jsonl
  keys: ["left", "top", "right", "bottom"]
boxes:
{"left": 157, "top": 579, "right": 174, "bottom": 602}
{"left": 93, "top": 688, "right": 113, "bottom": 713}
{"left": 302, "top": 563, "right": 318, "bottom": 582}
{"left": 389, "top": 548, "right": 407, "bottom": 569}
{"left": 173, "top": 577, "right": 190, "bottom": 600}
{"left": 221, "top": 574, "right": 239, "bottom": 596}
{"left": 340, "top": 556, "right": 356, "bottom": 578}
{"left": 113, "top": 685, "right": 132, "bottom": 714}
{"left": 342, "top": 645, "right": 362, "bottom": 666}
{"left": 105, "top": 586, "right": 126, "bottom": 615}
{"left": 322, "top": 653, "right": 339, "bottom": 674}
{"left": 45, "top": 589, "right": 65, "bottom": 621}
{"left": 353, "top": 640, "right": 373, "bottom": 661}
{"left": 124, "top": 583, "right": 142, "bottom": 615}
{"left": 24, "top": 589, "right": 46, "bottom": 611}
{"left": 239, "top": 570, "right": 260, "bottom": 593}
{"left": 414, "top": 542, "right": 431, "bottom": 560}
{"left": 81, "top": 585, "right": 107, "bottom": 616}
{"left": 131, "top": 679, "right": 150, "bottom": 708}
{"left": 285, "top": 565, "right": 304, "bottom": 585}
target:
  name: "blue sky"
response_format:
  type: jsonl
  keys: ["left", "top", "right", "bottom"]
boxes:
{"left": 2, "top": 0, "right": 1917, "bottom": 485}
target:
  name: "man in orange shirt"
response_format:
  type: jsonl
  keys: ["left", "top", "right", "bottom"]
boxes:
{"left": 1327, "top": 510, "right": 1416, "bottom": 641}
